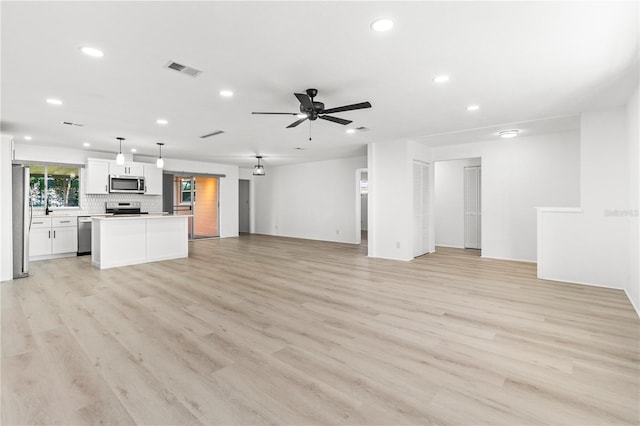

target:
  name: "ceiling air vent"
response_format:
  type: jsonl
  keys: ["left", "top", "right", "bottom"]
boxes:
{"left": 61, "top": 121, "right": 84, "bottom": 127}
{"left": 356, "top": 126, "right": 370, "bottom": 132}
{"left": 165, "top": 60, "right": 202, "bottom": 78}
{"left": 200, "top": 130, "right": 225, "bottom": 139}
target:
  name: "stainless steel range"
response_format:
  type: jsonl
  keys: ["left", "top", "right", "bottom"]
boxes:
{"left": 105, "top": 201, "right": 147, "bottom": 216}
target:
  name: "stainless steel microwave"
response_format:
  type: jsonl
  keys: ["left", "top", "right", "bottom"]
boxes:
{"left": 109, "top": 175, "right": 145, "bottom": 193}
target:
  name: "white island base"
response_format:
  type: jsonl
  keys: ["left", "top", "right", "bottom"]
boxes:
{"left": 92, "top": 215, "right": 189, "bottom": 269}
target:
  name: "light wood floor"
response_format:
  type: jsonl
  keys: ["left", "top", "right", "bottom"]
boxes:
{"left": 2, "top": 235, "right": 638, "bottom": 425}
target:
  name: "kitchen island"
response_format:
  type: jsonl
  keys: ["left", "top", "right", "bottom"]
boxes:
{"left": 92, "top": 214, "right": 190, "bottom": 269}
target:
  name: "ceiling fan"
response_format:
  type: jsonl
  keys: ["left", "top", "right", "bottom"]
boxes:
{"left": 252, "top": 88, "right": 372, "bottom": 128}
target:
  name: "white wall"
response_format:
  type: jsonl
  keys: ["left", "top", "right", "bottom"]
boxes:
{"left": 13, "top": 141, "right": 115, "bottom": 164}
{"left": 0, "top": 136, "right": 14, "bottom": 281}
{"left": 254, "top": 156, "right": 366, "bottom": 244}
{"left": 368, "top": 141, "right": 411, "bottom": 260}
{"left": 538, "top": 106, "right": 632, "bottom": 293}
{"left": 432, "top": 131, "right": 580, "bottom": 262}
{"left": 434, "top": 158, "right": 481, "bottom": 248}
{"left": 367, "top": 140, "right": 433, "bottom": 261}
{"left": 627, "top": 86, "right": 639, "bottom": 313}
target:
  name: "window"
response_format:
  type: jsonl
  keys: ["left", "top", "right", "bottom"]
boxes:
{"left": 180, "top": 178, "right": 195, "bottom": 204}
{"left": 29, "top": 164, "right": 80, "bottom": 208}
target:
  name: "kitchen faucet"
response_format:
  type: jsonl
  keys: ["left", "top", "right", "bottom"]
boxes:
{"left": 45, "top": 195, "right": 52, "bottom": 215}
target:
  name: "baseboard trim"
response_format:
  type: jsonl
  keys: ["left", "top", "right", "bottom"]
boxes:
{"left": 480, "top": 254, "right": 536, "bottom": 265}
{"left": 435, "top": 244, "right": 466, "bottom": 249}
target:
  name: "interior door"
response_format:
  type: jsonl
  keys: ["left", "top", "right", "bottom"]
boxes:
{"left": 192, "top": 176, "right": 219, "bottom": 238}
{"left": 464, "top": 166, "right": 481, "bottom": 249}
{"left": 239, "top": 179, "right": 250, "bottom": 233}
{"left": 413, "top": 160, "right": 431, "bottom": 257}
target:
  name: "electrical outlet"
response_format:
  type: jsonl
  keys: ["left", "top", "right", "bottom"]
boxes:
{"left": 336, "top": 229, "right": 339, "bottom": 235}
{"left": 396, "top": 241, "right": 400, "bottom": 248}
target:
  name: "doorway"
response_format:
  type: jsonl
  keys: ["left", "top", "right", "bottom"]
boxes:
{"left": 239, "top": 179, "right": 250, "bottom": 233}
{"left": 434, "top": 158, "right": 481, "bottom": 251}
{"left": 355, "top": 168, "right": 368, "bottom": 248}
{"left": 464, "top": 166, "right": 481, "bottom": 249}
{"left": 163, "top": 174, "right": 219, "bottom": 239}
{"left": 413, "top": 160, "right": 431, "bottom": 257}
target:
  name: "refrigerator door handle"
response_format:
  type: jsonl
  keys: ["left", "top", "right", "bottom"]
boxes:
{"left": 22, "top": 168, "right": 30, "bottom": 274}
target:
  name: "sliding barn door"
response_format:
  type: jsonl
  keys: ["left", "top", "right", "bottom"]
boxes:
{"left": 464, "top": 166, "right": 481, "bottom": 249}
{"left": 413, "top": 160, "right": 431, "bottom": 257}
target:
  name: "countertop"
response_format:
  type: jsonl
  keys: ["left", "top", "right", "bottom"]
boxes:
{"left": 92, "top": 214, "right": 189, "bottom": 220}
{"left": 33, "top": 212, "right": 169, "bottom": 218}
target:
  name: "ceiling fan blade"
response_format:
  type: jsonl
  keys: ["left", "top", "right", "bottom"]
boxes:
{"left": 322, "top": 101, "right": 372, "bottom": 114}
{"left": 294, "top": 93, "right": 314, "bottom": 110}
{"left": 319, "top": 115, "right": 352, "bottom": 125}
{"left": 252, "top": 112, "right": 298, "bottom": 115}
{"left": 286, "top": 117, "right": 308, "bottom": 128}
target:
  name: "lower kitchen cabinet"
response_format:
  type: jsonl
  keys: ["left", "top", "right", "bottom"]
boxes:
{"left": 29, "top": 217, "right": 78, "bottom": 260}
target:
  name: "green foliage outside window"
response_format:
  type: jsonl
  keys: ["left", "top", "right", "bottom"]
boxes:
{"left": 181, "top": 178, "right": 195, "bottom": 204}
{"left": 29, "top": 164, "right": 80, "bottom": 208}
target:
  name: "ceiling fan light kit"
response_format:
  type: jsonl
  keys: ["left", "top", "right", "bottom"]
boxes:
{"left": 253, "top": 156, "right": 265, "bottom": 176}
{"left": 252, "top": 88, "right": 371, "bottom": 129}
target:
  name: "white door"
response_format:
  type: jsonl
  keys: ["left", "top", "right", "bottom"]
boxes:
{"left": 238, "top": 179, "right": 250, "bottom": 233}
{"left": 464, "top": 166, "right": 481, "bottom": 249}
{"left": 413, "top": 160, "right": 431, "bottom": 257}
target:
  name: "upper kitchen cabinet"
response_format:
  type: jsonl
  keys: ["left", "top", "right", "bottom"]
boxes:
{"left": 110, "top": 162, "right": 144, "bottom": 177}
{"left": 85, "top": 159, "right": 109, "bottom": 194}
{"left": 144, "top": 163, "right": 163, "bottom": 195}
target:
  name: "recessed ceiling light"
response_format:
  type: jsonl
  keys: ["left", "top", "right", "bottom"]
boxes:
{"left": 467, "top": 105, "right": 480, "bottom": 111}
{"left": 432, "top": 75, "right": 450, "bottom": 84}
{"left": 371, "top": 18, "right": 394, "bottom": 32}
{"left": 156, "top": 119, "right": 168, "bottom": 125}
{"left": 130, "top": 148, "right": 137, "bottom": 153}
{"left": 499, "top": 129, "right": 520, "bottom": 138}
{"left": 83, "top": 142, "right": 90, "bottom": 147}
{"left": 346, "top": 129, "right": 356, "bottom": 134}
{"left": 46, "top": 98, "right": 63, "bottom": 105}
{"left": 24, "top": 136, "right": 32, "bottom": 140}
{"left": 80, "top": 46, "right": 104, "bottom": 57}
{"left": 220, "top": 90, "right": 234, "bottom": 97}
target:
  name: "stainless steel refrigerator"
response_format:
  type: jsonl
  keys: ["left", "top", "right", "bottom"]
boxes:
{"left": 12, "top": 164, "right": 30, "bottom": 279}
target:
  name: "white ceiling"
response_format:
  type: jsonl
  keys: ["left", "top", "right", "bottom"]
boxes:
{"left": 1, "top": 1, "right": 638, "bottom": 168}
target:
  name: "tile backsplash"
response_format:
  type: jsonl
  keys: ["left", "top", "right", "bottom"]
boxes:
{"left": 32, "top": 193, "right": 162, "bottom": 216}
{"left": 82, "top": 193, "right": 163, "bottom": 213}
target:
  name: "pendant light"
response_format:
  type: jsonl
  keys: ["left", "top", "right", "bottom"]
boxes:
{"left": 116, "top": 137, "right": 125, "bottom": 165}
{"left": 253, "top": 156, "right": 265, "bottom": 176}
{"left": 156, "top": 142, "right": 165, "bottom": 168}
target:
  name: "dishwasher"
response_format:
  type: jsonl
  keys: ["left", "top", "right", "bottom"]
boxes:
{"left": 77, "top": 216, "right": 92, "bottom": 255}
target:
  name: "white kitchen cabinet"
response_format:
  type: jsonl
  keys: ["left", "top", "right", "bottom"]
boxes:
{"left": 85, "top": 159, "right": 110, "bottom": 194}
{"left": 29, "top": 218, "right": 52, "bottom": 257}
{"left": 29, "top": 216, "right": 78, "bottom": 260}
{"left": 110, "top": 162, "right": 143, "bottom": 177}
{"left": 144, "top": 163, "right": 163, "bottom": 195}
{"left": 51, "top": 218, "right": 78, "bottom": 253}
